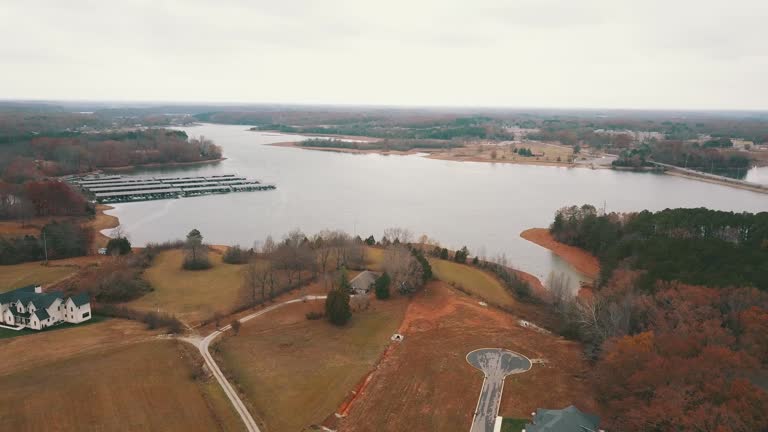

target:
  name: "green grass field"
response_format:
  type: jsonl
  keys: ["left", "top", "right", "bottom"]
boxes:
{"left": 429, "top": 258, "right": 515, "bottom": 307}
{"left": 218, "top": 298, "right": 408, "bottom": 431}
{"left": 0, "top": 340, "right": 242, "bottom": 432}
{"left": 501, "top": 418, "right": 528, "bottom": 432}
{"left": 0, "top": 261, "right": 79, "bottom": 292}
{"left": 129, "top": 249, "right": 247, "bottom": 325}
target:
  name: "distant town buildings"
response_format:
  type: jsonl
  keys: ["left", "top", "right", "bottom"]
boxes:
{"left": 0, "top": 285, "right": 91, "bottom": 331}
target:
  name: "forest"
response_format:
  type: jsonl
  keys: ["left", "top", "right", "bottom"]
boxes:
{"left": 550, "top": 205, "right": 768, "bottom": 290}
{"left": 546, "top": 205, "right": 768, "bottom": 431}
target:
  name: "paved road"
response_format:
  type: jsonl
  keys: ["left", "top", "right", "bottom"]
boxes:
{"left": 466, "top": 348, "right": 531, "bottom": 432}
{"left": 184, "top": 295, "right": 327, "bottom": 432}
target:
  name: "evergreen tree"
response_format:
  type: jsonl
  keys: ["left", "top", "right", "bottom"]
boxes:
{"left": 374, "top": 272, "right": 391, "bottom": 299}
{"left": 325, "top": 287, "right": 352, "bottom": 326}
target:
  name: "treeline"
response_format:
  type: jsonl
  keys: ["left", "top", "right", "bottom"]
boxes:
{"left": 0, "top": 220, "right": 93, "bottom": 264}
{"left": 299, "top": 138, "right": 463, "bottom": 151}
{"left": 1, "top": 129, "right": 222, "bottom": 178}
{"left": 551, "top": 270, "right": 768, "bottom": 431}
{"left": 612, "top": 140, "right": 752, "bottom": 176}
{"left": 249, "top": 116, "right": 513, "bottom": 141}
{"left": 0, "top": 179, "right": 91, "bottom": 220}
{"left": 550, "top": 205, "right": 768, "bottom": 290}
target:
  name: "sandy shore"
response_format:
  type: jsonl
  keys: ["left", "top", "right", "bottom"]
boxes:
{"left": 90, "top": 204, "right": 120, "bottom": 248}
{"left": 269, "top": 141, "right": 430, "bottom": 156}
{"left": 426, "top": 153, "right": 577, "bottom": 168}
{"left": 520, "top": 228, "right": 600, "bottom": 279}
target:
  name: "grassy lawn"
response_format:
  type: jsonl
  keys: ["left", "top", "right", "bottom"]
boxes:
{"left": 364, "top": 246, "right": 385, "bottom": 271}
{"left": 0, "top": 314, "right": 108, "bottom": 340}
{"left": 501, "top": 418, "right": 529, "bottom": 432}
{"left": 0, "top": 261, "right": 79, "bottom": 292}
{"left": 130, "top": 249, "right": 247, "bottom": 325}
{"left": 429, "top": 258, "right": 515, "bottom": 307}
{"left": 0, "top": 339, "right": 242, "bottom": 432}
{"left": 217, "top": 297, "right": 409, "bottom": 432}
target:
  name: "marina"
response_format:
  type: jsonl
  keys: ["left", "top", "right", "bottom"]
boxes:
{"left": 73, "top": 173, "right": 275, "bottom": 203}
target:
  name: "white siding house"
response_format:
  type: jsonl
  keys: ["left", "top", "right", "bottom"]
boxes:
{"left": 0, "top": 285, "right": 91, "bottom": 331}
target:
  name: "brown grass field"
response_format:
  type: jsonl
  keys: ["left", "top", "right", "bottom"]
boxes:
{"left": 0, "top": 255, "right": 109, "bottom": 292}
{"left": 336, "top": 281, "right": 596, "bottom": 432}
{"left": 216, "top": 296, "right": 409, "bottom": 432}
{"left": 429, "top": 258, "right": 515, "bottom": 307}
{"left": 0, "top": 319, "right": 242, "bottom": 432}
{"left": 130, "top": 248, "right": 248, "bottom": 325}
{"left": 429, "top": 141, "right": 577, "bottom": 166}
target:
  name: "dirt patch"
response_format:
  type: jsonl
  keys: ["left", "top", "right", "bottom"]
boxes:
{"left": 520, "top": 228, "right": 600, "bottom": 279}
{"left": 336, "top": 282, "right": 596, "bottom": 432}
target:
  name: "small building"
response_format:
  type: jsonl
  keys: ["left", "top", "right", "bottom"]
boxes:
{"left": 0, "top": 285, "right": 92, "bottom": 331}
{"left": 349, "top": 271, "right": 379, "bottom": 295}
{"left": 524, "top": 405, "right": 602, "bottom": 432}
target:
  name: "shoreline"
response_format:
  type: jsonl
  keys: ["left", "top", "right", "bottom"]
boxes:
{"left": 520, "top": 228, "right": 600, "bottom": 279}
{"left": 662, "top": 169, "right": 768, "bottom": 195}
{"left": 102, "top": 157, "right": 227, "bottom": 172}
{"left": 270, "top": 141, "right": 592, "bottom": 168}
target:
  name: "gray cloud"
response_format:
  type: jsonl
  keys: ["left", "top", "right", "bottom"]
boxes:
{"left": 0, "top": 0, "right": 766, "bottom": 109}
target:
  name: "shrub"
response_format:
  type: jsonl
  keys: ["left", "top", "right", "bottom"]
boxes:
{"left": 182, "top": 253, "right": 212, "bottom": 270}
{"left": 305, "top": 311, "right": 324, "bottom": 320}
{"left": 106, "top": 237, "right": 132, "bottom": 255}
{"left": 223, "top": 245, "right": 249, "bottom": 264}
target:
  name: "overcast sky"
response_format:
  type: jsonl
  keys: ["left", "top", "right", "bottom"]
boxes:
{"left": 2, "top": 0, "right": 766, "bottom": 110}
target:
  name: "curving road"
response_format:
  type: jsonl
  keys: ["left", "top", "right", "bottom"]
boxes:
{"left": 185, "top": 295, "right": 327, "bottom": 432}
{"left": 466, "top": 348, "right": 532, "bottom": 432}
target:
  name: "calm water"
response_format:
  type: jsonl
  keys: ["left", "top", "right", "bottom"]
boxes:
{"left": 105, "top": 124, "right": 768, "bottom": 292}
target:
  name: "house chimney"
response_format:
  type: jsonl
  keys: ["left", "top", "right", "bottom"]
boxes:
{"left": 34, "top": 285, "right": 42, "bottom": 294}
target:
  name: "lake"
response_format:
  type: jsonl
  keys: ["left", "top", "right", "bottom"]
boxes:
{"left": 105, "top": 123, "right": 768, "bottom": 292}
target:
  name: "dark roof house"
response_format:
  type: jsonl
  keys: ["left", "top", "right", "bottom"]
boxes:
{"left": 525, "top": 405, "right": 601, "bottom": 432}
{"left": 350, "top": 271, "right": 379, "bottom": 294}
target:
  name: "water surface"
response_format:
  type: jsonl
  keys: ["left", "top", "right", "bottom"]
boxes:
{"left": 106, "top": 124, "right": 768, "bottom": 292}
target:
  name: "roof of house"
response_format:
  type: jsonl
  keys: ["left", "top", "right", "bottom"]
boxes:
{"left": 525, "top": 405, "right": 601, "bottom": 432}
{"left": 0, "top": 285, "right": 39, "bottom": 304}
{"left": 33, "top": 308, "right": 50, "bottom": 321}
{"left": 31, "top": 292, "right": 63, "bottom": 310}
{"left": 350, "top": 271, "right": 379, "bottom": 292}
{"left": 70, "top": 293, "right": 90, "bottom": 307}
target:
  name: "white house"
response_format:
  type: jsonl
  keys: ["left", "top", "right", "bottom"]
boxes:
{"left": 0, "top": 285, "right": 92, "bottom": 331}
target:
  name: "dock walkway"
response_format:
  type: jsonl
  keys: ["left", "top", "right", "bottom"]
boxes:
{"left": 73, "top": 173, "right": 275, "bottom": 203}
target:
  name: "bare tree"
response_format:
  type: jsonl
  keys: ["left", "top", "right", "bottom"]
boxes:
{"left": 383, "top": 245, "right": 422, "bottom": 293}
{"left": 241, "top": 261, "right": 273, "bottom": 307}
{"left": 262, "top": 235, "right": 276, "bottom": 255}
{"left": 383, "top": 227, "right": 413, "bottom": 245}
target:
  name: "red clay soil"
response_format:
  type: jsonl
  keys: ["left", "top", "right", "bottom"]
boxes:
{"left": 335, "top": 281, "right": 596, "bottom": 432}
{"left": 520, "top": 228, "right": 600, "bottom": 279}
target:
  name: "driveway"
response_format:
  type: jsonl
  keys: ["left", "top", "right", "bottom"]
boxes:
{"left": 184, "top": 295, "right": 327, "bottom": 432}
{"left": 466, "top": 348, "right": 531, "bottom": 432}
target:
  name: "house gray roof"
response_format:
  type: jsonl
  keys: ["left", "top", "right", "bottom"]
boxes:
{"left": 350, "top": 271, "right": 379, "bottom": 293}
{"left": 33, "top": 308, "right": 50, "bottom": 321}
{"left": 0, "top": 285, "right": 38, "bottom": 304}
{"left": 71, "top": 293, "right": 90, "bottom": 307}
{"left": 31, "top": 292, "right": 63, "bottom": 310}
{"left": 525, "top": 405, "right": 600, "bottom": 432}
